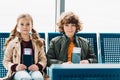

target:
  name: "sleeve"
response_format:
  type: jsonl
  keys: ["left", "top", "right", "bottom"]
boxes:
{"left": 3, "top": 41, "right": 15, "bottom": 71}
{"left": 87, "top": 42, "right": 98, "bottom": 63}
{"left": 46, "top": 40, "right": 63, "bottom": 67}
{"left": 37, "top": 45, "right": 47, "bottom": 70}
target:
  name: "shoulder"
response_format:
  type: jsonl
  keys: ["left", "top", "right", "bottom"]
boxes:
{"left": 50, "top": 36, "right": 63, "bottom": 42}
{"left": 8, "top": 37, "right": 19, "bottom": 45}
{"left": 77, "top": 36, "right": 89, "bottom": 43}
{"left": 4, "top": 37, "right": 19, "bottom": 50}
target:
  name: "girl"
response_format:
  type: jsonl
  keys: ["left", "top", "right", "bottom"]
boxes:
{"left": 3, "top": 14, "right": 47, "bottom": 80}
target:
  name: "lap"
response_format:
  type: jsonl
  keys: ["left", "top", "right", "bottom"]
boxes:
{"left": 14, "top": 70, "right": 44, "bottom": 80}
{"left": 30, "top": 71, "right": 43, "bottom": 79}
{"left": 14, "top": 70, "right": 31, "bottom": 80}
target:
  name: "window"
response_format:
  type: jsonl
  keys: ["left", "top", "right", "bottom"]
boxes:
{"left": 0, "top": 0, "right": 55, "bottom": 32}
{"left": 65, "top": 0, "right": 120, "bottom": 32}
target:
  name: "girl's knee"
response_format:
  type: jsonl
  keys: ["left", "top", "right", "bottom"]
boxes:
{"left": 30, "top": 71, "right": 43, "bottom": 80}
{"left": 14, "top": 70, "right": 31, "bottom": 80}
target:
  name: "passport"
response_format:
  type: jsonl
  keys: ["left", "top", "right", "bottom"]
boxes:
{"left": 22, "top": 48, "right": 33, "bottom": 67}
{"left": 22, "top": 55, "right": 33, "bottom": 67}
{"left": 71, "top": 47, "right": 81, "bottom": 63}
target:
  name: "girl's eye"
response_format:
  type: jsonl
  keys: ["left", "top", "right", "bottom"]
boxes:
{"left": 21, "top": 23, "right": 24, "bottom": 26}
{"left": 20, "top": 23, "right": 30, "bottom": 26}
{"left": 26, "top": 23, "right": 30, "bottom": 26}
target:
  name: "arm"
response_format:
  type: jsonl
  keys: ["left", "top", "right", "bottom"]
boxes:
{"left": 46, "top": 40, "right": 63, "bottom": 67}
{"left": 86, "top": 43, "right": 98, "bottom": 63}
{"left": 37, "top": 45, "right": 47, "bottom": 71}
{"left": 3, "top": 42, "right": 15, "bottom": 71}
{"left": 79, "top": 37, "right": 97, "bottom": 63}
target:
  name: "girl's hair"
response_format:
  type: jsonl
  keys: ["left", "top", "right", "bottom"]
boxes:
{"left": 4, "top": 14, "right": 43, "bottom": 50}
{"left": 57, "top": 11, "right": 83, "bottom": 33}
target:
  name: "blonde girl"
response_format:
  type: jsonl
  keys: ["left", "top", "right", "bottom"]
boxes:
{"left": 3, "top": 14, "right": 47, "bottom": 80}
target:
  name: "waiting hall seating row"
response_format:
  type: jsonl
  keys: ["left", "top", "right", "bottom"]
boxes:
{"left": 0, "top": 32, "right": 120, "bottom": 78}
{"left": 50, "top": 64, "right": 120, "bottom": 80}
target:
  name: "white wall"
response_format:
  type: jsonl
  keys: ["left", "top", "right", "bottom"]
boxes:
{"left": 0, "top": 0, "right": 55, "bottom": 32}
{"left": 65, "top": 0, "right": 120, "bottom": 33}
{"left": 0, "top": 0, "right": 120, "bottom": 33}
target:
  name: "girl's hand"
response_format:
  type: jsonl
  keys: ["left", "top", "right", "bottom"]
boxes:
{"left": 16, "top": 64, "right": 27, "bottom": 71}
{"left": 28, "top": 64, "right": 39, "bottom": 71}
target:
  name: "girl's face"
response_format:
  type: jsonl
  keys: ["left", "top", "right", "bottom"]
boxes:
{"left": 17, "top": 17, "right": 32, "bottom": 35}
{"left": 63, "top": 23, "right": 76, "bottom": 38}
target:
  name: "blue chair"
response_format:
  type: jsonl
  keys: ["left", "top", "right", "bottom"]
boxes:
{"left": 50, "top": 64, "right": 120, "bottom": 80}
{"left": 47, "top": 32, "right": 63, "bottom": 44}
{"left": 48, "top": 32, "right": 98, "bottom": 60}
{"left": 38, "top": 33, "right": 46, "bottom": 53}
{"left": 100, "top": 33, "right": 120, "bottom": 63}
{"left": 76, "top": 33, "right": 98, "bottom": 60}
{"left": 0, "top": 33, "right": 9, "bottom": 78}
{"left": 38, "top": 33, "right": 45, "bottom": 39}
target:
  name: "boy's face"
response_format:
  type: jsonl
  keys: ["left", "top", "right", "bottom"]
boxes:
{"left": 63, "top": 23, "right": 76, "bottom": 38}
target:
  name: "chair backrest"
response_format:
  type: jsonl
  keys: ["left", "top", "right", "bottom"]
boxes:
{"left": 38, "top": 32, "right": 46, "bottom": 53}
{"left": 48, "top": 32, "right": 98, "bottom": 60}
{"left": 76, "top": 33, "right": 98, "bottom": 60}
{"left": 48, "top": 32, "right": 63, "bottom": 44}
{"left": 100, "top": 33, "right": 120, "bottom": 63}
{"left": 38, "top": 32, "right": 45, "bottom": 39}
{"left": 0, "top": 33, "right": 9, "bottom": 78}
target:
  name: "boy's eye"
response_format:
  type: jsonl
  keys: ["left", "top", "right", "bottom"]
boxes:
{"left": 72, "top": 24, "right": 76, "bottom": 26}
{"left": 65, "top": 24, "right": 69, "bottom": 26}
{"left": 65, "top": 24, "right": 76, "bottom": 27}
